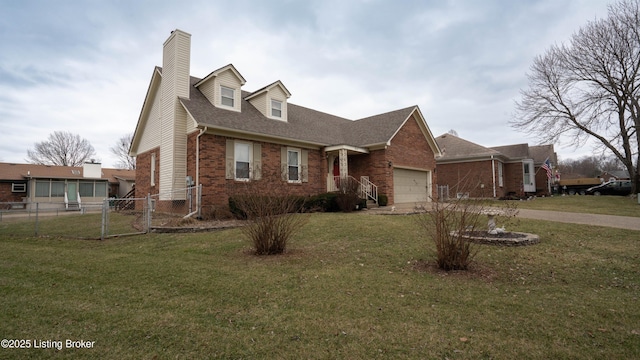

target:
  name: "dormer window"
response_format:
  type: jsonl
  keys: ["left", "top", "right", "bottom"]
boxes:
{"left": 271, "top": 99, "right": 282, "bottom": 118}
{"left": 221, "top": 86, "right": 235, "bottom": 107}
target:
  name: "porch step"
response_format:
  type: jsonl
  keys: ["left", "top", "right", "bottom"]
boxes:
{"left": 66, "top": 202, "right": 81, "bottom": 211}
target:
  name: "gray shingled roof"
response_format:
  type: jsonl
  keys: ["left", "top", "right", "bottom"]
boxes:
{"left": 436, "top": 134, "right": 557, "bottom": 165}
{"left": 529, "top": 144, "right": 556, "bottom": 165}
{"left": 490, "top": 143, "right": 530, "bottom": 160}
{"left": 178, "top": 74, "right": 417, "bottom": 147}
{"left": 435, "top": 133, "right": 502, "bottom": 161}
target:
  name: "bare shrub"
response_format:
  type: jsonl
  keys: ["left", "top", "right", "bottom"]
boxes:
{"left": 418, "top": 175, "right": 521, "bottom": 270}
{"left": 335, "top": 177, "right": 360, "bottom": 212}
{"left": 229, "top": 169, "right": 308, "bottom": 255}
{"left": 416, "top": 199, "right": 483, "bottom": 271}
{"left": 200, "top": 205, "right": 235, "bottom": 220}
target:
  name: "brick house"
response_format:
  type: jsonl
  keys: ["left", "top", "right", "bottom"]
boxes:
{"left": 435, "top": 134, "right": 556, "bottom": 198}
{"left": 129, "top": 29, "right": 441, "bottom": 209}
{"left": 0, "top": 162, "right": 135, "bottom": 210}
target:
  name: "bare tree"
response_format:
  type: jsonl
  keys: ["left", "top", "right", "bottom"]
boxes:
{"left": 559, "top": 155, "right": 625, "bottom": 178}
{"left": 26, "top": 131, "right": 97, "bottom": 166}
{"left": 110, "top": 133, "right": 136, "bottom": 169}
{"left": 513, "top": 0, "right": 640, "bottom": 193}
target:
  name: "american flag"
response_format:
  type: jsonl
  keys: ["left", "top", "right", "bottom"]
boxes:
{"left": 541, "top": 158, "right": 552, "bottom": 180}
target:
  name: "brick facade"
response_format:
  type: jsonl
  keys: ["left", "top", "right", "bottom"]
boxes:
{"left": 194, "top": 133, "right": 326, "bottom": 207}
{"left": 534, "top": 167, "right": 551, "bottom": 195}
{"left": 387, "top": 115, "right": 437, "bottom": 203}
{"left": 436, "top": 160, "right": 501, "bottom": 198}
{"left": 0, "top": 182, "right": 26, "bottom": 203}
{"left": 503, "top": 162, "right": 524, "bottom": 197}
{"left": 134, "top": 147, "right": 160, "bottom": 201}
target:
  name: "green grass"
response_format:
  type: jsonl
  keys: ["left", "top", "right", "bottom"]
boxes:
{"left": 486, "top": 195, "right": 640, "bottom": 217}
{"left": 1, "top": 212, "right": 639, "bottom": 359}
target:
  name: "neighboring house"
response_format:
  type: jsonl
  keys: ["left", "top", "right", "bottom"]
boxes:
{"left": 129, "top": 29, "right": 441, "bottom": 209}
{"left": 435, "top": 134, "right": 556, "bottom": 198}
{"left": 0, "top": 162, "right": 135, "bottom": 210}
{"left": 102, "top": 168, "right": 136, "bottom": 198}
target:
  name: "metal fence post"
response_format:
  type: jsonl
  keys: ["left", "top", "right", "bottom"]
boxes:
{"left": 34, "top": 202, "right": 39, "bottom": 237}
{"left": 101, "top": 199, "right": 108, "bottom": 240}
{"left": 147, "top": 194, "right": 152, "bottom": 233}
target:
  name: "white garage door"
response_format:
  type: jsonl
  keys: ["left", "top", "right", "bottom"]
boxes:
{"left": 393, "top": 168, "right": 430, "bottom": 203}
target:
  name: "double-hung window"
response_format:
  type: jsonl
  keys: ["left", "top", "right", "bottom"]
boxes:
{"left": 271, "top": 99, "right": 282, "bottom": 118}
{"left": 235, "top": 142, "right": 251, "bottom": 180}
{"left": 287, "top": 149, "right": 301, "bottom": 182}
{"left": 221, "top": 86, "right": 235, "bottom": 107}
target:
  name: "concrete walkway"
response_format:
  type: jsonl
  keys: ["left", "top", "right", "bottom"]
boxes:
{"left": 366, "top": 203, "right": 640, "bottom": 231}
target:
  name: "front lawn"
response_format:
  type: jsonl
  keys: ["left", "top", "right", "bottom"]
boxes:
{"left": 0, "top": 213, "right": 638, "bottom": 359}
{"left": 490, "top": 195, "right": 640, "bottom": 217}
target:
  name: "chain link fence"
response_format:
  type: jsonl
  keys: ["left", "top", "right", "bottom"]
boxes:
{"left": 0, "top": 201, "right": 104, "bottom": 239}
{"left": 148, "top": 185, "right": 202, "bottom": 228}
{"left": 0, "top": 185, "right": 202, "bottom": 240}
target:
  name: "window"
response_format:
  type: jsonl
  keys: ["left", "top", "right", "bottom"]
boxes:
{"left": 287, "top": 149, "right": 300, "bottom": 182}
{"left": 235, "top": 142, "right": 251, "bottom": 180}
{"left": 80, "top": 182, "right": 94, "bottom": 197}
{"left": 95, "top": 182, "right": 107, "bottom": 197}
{"left": 271, "top": 99, "right": 282, "bottom": 118}
{"left": 498, "top": 162, "right": 504, "bottom": 187}
{"left": 11, "top": 183, "right": 26, "bottom": 192}
{"left": 51, "top": 181, "right": 65, "bottom": 197}
{"left": 35, "top": 181, "right": 49, "bottom": 197}
{"left": 221, "top": 86, "right": 235, "bottom": 107}
{"left": 150, "top": 153, "right": 156, "bottom": 187}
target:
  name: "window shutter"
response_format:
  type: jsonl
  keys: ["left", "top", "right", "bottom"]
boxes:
{"left": 301, "top": 149, "right": 309, "bottom": 183}
{"left": 225, "top": 139, "right": 234, "bottom": 179}
{"left": 281, "top": 147, "right": 288, "bottom": 181}
{"left": 253, "top": 143, "right": 261, "bottom": 180}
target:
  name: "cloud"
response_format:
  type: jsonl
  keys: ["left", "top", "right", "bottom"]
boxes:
{"left": 0, "top": 0, "right": 612, "bottom": 165}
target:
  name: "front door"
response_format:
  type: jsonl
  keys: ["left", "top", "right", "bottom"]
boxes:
{"left": 67, "top": 182, "right": 77, "bottom": 202}
{"left": 522, "top": 160, "right": 536, "bottom": 193}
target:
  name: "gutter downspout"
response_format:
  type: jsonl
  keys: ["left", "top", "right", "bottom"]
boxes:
{"left": 184, "top": 126, "right": 208, "bottom": 219}
{"left": 491, "top": 155, "right": 497, "bottom": 198}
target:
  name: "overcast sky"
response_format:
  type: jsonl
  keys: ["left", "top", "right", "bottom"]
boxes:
{"left": 0, "top": 0, "right": 613, "bottom": 168}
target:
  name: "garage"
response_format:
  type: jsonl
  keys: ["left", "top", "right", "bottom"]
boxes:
{"left": 393, "top": 168, "right": 431, "bottom": 203}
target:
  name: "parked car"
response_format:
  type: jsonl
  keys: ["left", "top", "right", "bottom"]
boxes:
{"left": 585, "top": 180, "right": 632, "bottom": 196}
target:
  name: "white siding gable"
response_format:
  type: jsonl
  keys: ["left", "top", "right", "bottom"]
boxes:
{"left": 268, "top": 86, "right": 288, "bottom": 121}
{"left": 136, "top": 82, "right": 162, "bottom": 154}
{"left": 246, "top": 81, "right": 291, "bottom": 122}
{"left": 196, "top": 65, "right": 245, "bottom": 112}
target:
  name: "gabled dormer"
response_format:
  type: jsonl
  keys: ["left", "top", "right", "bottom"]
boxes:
{"left": 245, "top": 80, "right": 292, "bottom": 122}
{"left": 195, "top": 64, "right": 246, "bottom": 112}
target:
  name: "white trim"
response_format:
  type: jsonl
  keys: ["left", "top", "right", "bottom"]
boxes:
{"left": 220, "top": 85, "right": 235, "bottom": 108}
{"left": 271, "top": 99, "right": 283, "bottom": 119}
{"left": 324, "top": 144, "right": 369, "bottom": 154}
{"left": 150, "top": 153, "right": 156, "bottom": 187}
{"left": 234, "top": 141, "right": 253, "bottom": 181}
{"left": 11, "top": 183, "right": 26, "bottom": 193}
{"left": 287, "top": 147, "right": 301, "bottom": 183}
